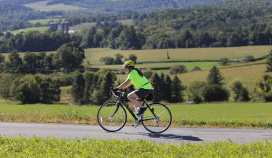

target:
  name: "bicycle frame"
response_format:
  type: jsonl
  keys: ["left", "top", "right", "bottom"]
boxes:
{"left": 110, "top": 89, "right": 157, "bottom": 121}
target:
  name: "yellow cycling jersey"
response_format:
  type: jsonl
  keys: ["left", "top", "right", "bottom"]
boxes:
{"left": 128, "top": 69, "right": 153, "bottom": 89}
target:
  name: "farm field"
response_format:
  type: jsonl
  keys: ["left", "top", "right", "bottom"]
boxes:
{"left": 27, "top": 19, "right": 61, "bottom": 25}
{"left": 85, "top": 46, "right": 271, "bottom": 92}
{"left": 85, "top": 46, "right": 270, "bottom": 65}
{"left": 4, "top": 27, "right": 49, "bottom": 34}
{"left": 23, "top": 1, "right": 83, "bottom": 11}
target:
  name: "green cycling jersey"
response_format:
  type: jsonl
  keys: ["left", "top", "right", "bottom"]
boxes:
{"left": 128, "top": 69, "right": 153, "bottom": 89}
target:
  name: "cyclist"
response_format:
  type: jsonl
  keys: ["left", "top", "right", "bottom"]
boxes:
{"left": 113, "top": 60, "right": 154, "bottom": 116}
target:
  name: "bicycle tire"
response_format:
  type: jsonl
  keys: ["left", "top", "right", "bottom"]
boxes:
{"left": 142, "top": 103, "right": 172, "bottom": 133}
{"left": 97, "top": 102, "right": 127, "bottom": 132}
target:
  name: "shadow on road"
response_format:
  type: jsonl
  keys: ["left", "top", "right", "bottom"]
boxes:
{"left": 144, "top": 133, "right": 203, "bottom": 142}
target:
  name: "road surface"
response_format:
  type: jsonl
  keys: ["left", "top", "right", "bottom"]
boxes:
{"left": 0, "top": 122, "right": 272, "bottom": 144}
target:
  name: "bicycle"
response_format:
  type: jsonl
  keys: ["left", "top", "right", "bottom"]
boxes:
{"left": 97, "top": 88, "right": 172, "bottom": 133}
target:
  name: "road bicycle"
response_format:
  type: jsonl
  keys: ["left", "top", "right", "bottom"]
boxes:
{"left": 97, "top": 88, "right": 172, "bottom": 133}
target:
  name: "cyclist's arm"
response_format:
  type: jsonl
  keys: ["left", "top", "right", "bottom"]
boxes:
{"left": 117, "top": 78, "right": 132, "bottom": 89}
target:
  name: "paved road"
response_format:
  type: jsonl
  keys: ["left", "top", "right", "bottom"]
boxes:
{"left": 0, "top": 122, "right": 272, "bottom": 144}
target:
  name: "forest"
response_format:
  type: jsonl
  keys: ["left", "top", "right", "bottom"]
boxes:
{"left": 1, "top": 0, "right": 272, "bottom": 52}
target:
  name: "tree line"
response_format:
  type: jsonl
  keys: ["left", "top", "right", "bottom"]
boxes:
{"left": 0, "top": 42, "right": 85, "bottom": 74}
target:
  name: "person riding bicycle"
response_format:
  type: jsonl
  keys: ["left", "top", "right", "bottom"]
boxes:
{"left": 113, "top": 60, "right": 154, "bottom": 116}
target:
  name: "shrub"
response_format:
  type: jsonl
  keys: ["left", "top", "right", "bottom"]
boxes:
{"left": 170, "top": 64, "right": 188, "bottom": 75}
{"left": 190, "top": 66, "right": 202, "bottom": 72}
{"left": 203, "top": 85, "right": 229, "bottom": 102}
{"left": 219, "top": 58, "right": 230, "bottom": 66}
{"left": 187, "top": 81, "right": 206, "bottom": 104}
{"left": 241, "top": 55, "right": 256, "bottom": 63}
{"left": 228, "top": 80, "right": 250, "bottom": 102}
{"left": 10, "top": 75, "right": 60, "bottom": 104}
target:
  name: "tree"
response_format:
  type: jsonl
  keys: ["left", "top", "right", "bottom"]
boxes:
{"left": 187, "top": 81, "right": 206, "bottom": 103}
{"left": 207, "top": 66, "right": 224, "bottom": 86}
{"left": 171, "top": 75, "right": 185, "bottom": 103}
{"left": 219, "top": 58, "right": 230, "bottom": 66}
{"left": 266, "top": 50, "right": 272, "bottom": 72}
{"left": 228, "top": 80, "right": 250, "bottom": 102}
{"left": 114, "top": 53, "right": 124, "bottom": 64}
{"left": 53, "top": 42, "right": 85, "bottom": 73}
{"left": 71, "top": 73, "right": 85, "bottom": 104}
{"left": 150, "top": 73, "right": 162, "bottom": 102}
{"left": 164, "top": 75, "right": 172, "bottom": 102}
{"left": 3, "top": 50, "right": 24, "bottom": 74}
{"left": 23, "top": 51, "right": 38, "bottom": 72}
{"left": 170, "top": 64, "right": 188, "bottom": 75}
{"left": 128, "top": 54, "right": 137, "bottom": 63}
{"left": 10, "top": 75, "right": 60, "bottom": 104}
{"left": 255, "top": 74, "right": 272, "bottom": 102}
{"left": 100, "top": 56, "right": 114, "bottom": 65}
{"left": 203, "top": 85, "right": 229, "bottom": 102}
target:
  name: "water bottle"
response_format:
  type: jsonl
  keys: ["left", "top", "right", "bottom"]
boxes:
{"left": 136, "top": 107, "right": 140, "bottom": 115}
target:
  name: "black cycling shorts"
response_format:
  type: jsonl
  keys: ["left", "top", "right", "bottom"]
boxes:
{"left": 134, "top": 89, "right": 154, "bottom": 99}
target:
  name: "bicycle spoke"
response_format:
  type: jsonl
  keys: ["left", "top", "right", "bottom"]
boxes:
{"left": 142, "top": 103, "right": 172, "bottom": 133}
{"left": 97, "top": 102, "right": 127, "bottom": 132}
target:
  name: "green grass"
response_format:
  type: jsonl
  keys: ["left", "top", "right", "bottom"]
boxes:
{"left": 1, "top": 102, "right": 272, "bottom": 128}
{"left": 0, "top": 136, "right": 271, "bottom": 157}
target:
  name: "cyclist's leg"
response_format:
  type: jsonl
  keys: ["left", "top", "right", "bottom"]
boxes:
{"left": 127, "top": 91, "right": 142, "bottom": 109}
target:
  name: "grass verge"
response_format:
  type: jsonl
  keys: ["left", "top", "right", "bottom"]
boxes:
{"left": 0, "top": 102, "right": 272, "bottom": 129}
{"left": 0, "top": 136, "right": 271, "bottom": 157}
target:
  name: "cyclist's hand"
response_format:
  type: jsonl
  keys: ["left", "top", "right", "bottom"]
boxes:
{"left": 112, "top": 87, "right": 119, "bottom": 93}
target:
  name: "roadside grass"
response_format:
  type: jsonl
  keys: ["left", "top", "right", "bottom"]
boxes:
{"left": 1, "top": 102, "right": 272, "bottom": 128}
{"left": 0, "top": 136, "right": 271, "bottom": 157}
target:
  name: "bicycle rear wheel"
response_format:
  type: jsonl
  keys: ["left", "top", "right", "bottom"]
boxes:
{"left": 97, "top": 102, "right": 127, "bottom": 132}
{"left": 142, "top": 103, "right": 172, "bottom": 133}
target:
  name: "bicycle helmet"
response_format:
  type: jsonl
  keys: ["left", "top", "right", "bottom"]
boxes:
{"left": 122, "top": 60, "right": 135, "bottom": 67}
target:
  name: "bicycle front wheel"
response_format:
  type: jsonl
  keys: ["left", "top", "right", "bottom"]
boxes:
{"left": 142, "top": 103, "right": 172, "bottom": 133}
{"left": 97, "top": 102, "right": 127, "bottom": 132}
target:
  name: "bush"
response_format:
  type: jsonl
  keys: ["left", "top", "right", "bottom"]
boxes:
{"left": 170, "top": 64, "right": 188, "bottom": 75}
{"left": 203, "top": 85, "right": 229, "bottom": 102}
{"left": 187, "top": 81, "right": 206, "bottom": 104}
{"left": 228, "top": 80, "right": 250, "bottom": 102}
{"left": 241, "top": 55, "right": 256, "bottom": 63}
{"left": 190, "top": 66, "right": 202, "bottom": 72}
{"left": 10, "top": 75, "right": 60, "bottom": 104}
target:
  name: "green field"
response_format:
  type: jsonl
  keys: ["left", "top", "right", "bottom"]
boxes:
{"left": 28, "top": 19, "right": 61, "bottom": 25}
{"left": 0, "top": 136, "right": 271, "bottom": 157}
{"left": 5, "top": 27, "right": 49, "bottom": 34}
{"left": 85, "top": 46, "right": 270, "bottom": 65}
{"left": 1, "top": 102, "right": 272, "bottom": 128}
